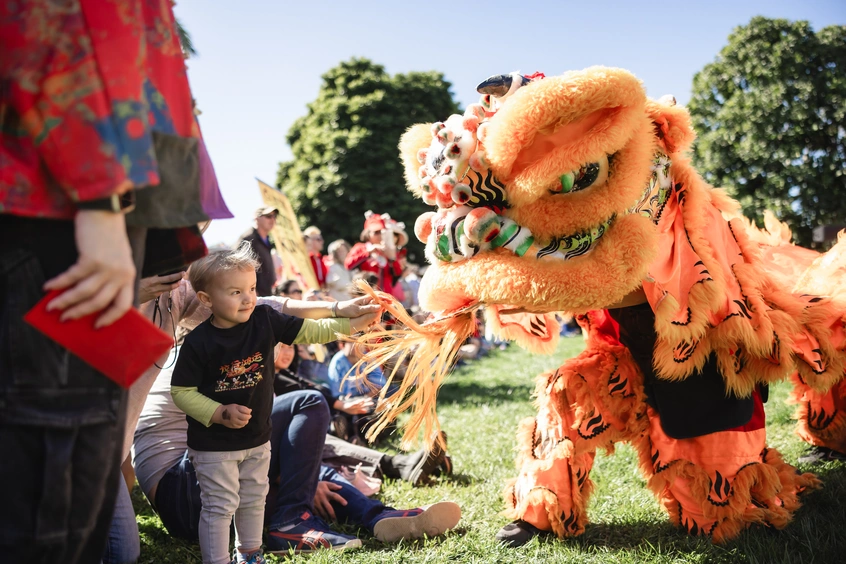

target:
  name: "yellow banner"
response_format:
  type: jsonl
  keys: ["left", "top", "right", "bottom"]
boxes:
{"left": 257, "top": 179, "right": 319, "bottom": 290}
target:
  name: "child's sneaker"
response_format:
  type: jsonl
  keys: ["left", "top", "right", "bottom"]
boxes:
{"left": 232, "top": 548, "right": 265, "bottom": 564}
{"left": 371, "top": 501, "right": 461, "bottom": 542}
{"left": 266, "top": 512, "right": 362, "bottom": 554}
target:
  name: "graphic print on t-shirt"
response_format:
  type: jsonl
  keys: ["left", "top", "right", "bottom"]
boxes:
{"left": 217, "top": 351, "right": 264, "bottom": 392}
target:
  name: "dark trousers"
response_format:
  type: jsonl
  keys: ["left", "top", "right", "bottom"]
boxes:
{"left": 266, "top": 390, "right": 332, "bottom": 528}
{"left": 267, "top": 390, "right": 390, "bottom": 530}
{"left": 317, "top": 465, "right": 387, "bottom": 533}
{"left": 0, "top": 216, "right": 134, "bottom": 564}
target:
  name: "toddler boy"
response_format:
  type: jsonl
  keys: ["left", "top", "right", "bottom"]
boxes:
{"left": 171, "top": 244, "right": 378, "bottom": 564}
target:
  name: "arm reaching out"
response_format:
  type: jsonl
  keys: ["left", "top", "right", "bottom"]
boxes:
{"left": 283, "top": 295, "right": 381, "bottom": 320}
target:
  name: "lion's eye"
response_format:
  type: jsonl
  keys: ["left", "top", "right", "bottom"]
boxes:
{"left": 551, "top": 154, "right": 610, "bottom": 195}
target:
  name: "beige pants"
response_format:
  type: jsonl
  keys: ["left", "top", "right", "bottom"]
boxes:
{"left": 189, "top": 441, "right": 271, "bottom": 564}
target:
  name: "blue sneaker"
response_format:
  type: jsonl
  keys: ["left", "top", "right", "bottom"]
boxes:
{"left": 266, "top": 512, "right": 362, "bottom": 554}
{"left": 371, "top": 501, "right": 461, "bottom": 542}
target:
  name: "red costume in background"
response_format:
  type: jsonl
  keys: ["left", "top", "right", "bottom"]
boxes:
{"left": 345, "top": 244, "right": 403, "bottom": 294}
{"left": 345, "top": 212, "right": 404, "bottom": 295}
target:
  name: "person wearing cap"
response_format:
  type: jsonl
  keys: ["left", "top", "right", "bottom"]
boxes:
{"left": 238, "top": 206, "right": 279, "bottom": 296}
{"left": 344, "top": 211, "right": 407, "bottom": 295}
{"left": 303, "top": 226, "right": 329, "bottom": 290}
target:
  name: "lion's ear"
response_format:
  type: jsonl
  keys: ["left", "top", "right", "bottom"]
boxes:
{"left": 646, "top": 97, "right": 695, "bottom": 155}
{"left": 399, "top": 123, "right": 434, "bottom": 197}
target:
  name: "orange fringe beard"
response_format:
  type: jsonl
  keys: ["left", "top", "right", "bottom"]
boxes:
{"left": 345, "top": 280, "right": 477, "bottom": 451}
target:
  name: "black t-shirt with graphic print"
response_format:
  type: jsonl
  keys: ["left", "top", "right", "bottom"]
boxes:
{"left": 173, "top": 304, "right": 304, "bottom": 451}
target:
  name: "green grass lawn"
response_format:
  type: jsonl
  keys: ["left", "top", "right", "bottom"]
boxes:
{"left": 135, "top": 338, "right": 846, "bottom": 563}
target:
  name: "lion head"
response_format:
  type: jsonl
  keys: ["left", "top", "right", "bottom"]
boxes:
{"left": 400, "top": 67, "right": 695, "bottom": 316}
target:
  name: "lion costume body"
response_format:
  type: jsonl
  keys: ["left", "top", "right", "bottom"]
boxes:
{"left": 353, "top": 67, "right": 846, "bottom": 543}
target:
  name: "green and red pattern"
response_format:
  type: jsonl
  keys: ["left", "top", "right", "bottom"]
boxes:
{"left": 0, "top": 0, "right": 199, "bottom": 219}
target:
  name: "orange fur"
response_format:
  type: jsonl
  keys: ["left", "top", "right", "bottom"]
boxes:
{"left": 345, "top": 281, "right": 473, "bottom": 450}
{"left": 486, "top": 67, "right": 648, "bottom": 207}
{"left": 399, "top": 123, "right": 433, "bottom": 197}
{"left": 507, "top": 118, "right": 656, "bottom": 241}
{"left": 645, "top": 99, "right": 695, "bottom": 154}
{"left": 419, "top": 213, "right": 657, "bottom": 314}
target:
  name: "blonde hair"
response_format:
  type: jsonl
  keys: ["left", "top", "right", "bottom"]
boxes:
{"left": 188, "top": 241, "right": 259, "bottom": 293}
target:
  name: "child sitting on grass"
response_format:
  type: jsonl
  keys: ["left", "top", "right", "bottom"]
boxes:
{"left": 171, "top": 243, "right": 379, "bottom": 564}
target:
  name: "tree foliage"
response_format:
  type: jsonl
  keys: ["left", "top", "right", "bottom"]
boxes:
{"left": 689, "top": 17, "right": 846, "bottom": 247}
{"left": 276, "top": 58, "right": 460, "bottom": 262}
{"left": 175, "top": 18, "right": 197, "bottom": 58}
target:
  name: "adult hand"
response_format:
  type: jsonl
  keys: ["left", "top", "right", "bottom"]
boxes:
{"left": 334, "top": 396, "right": 374, "bottom": 415}
{"left": 335, "top": 295, "right": 381, "bottom": 318}
{"left": 211, "top": 404, "right": 252, "bottom": 429}
{"left": 44, "top": 210, "right": 136, "bottom": 328}
{"left": 313, "top": 481, "right": 346, "bottom": 521}
{"left": 138, "top": 271, "right": 185, "bottom": 304}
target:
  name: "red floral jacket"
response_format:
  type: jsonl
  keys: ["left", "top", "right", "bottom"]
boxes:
{"left": 0, "top": 0, "right": 198, "bottom": 219}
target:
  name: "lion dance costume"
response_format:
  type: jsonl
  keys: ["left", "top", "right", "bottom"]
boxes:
{"left": 351, "top": 67, "right": 846, "bottom": 543}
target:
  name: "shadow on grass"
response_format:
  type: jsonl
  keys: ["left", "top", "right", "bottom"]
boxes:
{"left": 437, "top": 471, "right": 477, "bottom": 487}
{"left": 438, "top": 381, "right": 535, "bottom": 406}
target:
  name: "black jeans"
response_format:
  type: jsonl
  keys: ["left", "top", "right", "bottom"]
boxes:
{"left": 0, "top": 216, "right": 130, "bottom": 564}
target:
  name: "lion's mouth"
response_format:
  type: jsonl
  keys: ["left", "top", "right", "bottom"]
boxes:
{"left": 526, "top": 214, "right": 617, "bottom": 261}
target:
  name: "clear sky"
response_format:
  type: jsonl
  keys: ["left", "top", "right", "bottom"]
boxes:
{"left": 173, "top": 0, "right": 845, "bottom": 248}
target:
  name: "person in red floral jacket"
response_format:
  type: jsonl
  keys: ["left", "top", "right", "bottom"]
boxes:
{"left": 0, "top": 3, "right": 212, "bottom": 562}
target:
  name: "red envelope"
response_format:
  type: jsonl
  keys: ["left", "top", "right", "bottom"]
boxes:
{"left": 23, "top": 290, "right": 174, "bottom": 388}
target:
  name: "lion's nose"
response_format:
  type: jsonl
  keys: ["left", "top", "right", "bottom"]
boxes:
{"left": 476, "top": 73, "right": 527, "bottom": 98}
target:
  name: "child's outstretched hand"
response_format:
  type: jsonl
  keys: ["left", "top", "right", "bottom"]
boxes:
{"left": 349, "top": 310, "right": 381, "bottom": 332}
{"left": 335, "top": 295, "right": 381, "bottom": 318}
{"left": 211, "top": 404, "right": 252, "bottom": 429}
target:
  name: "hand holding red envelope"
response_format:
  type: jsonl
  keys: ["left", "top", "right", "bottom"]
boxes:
{"left": 24, "top": 290, "right": 174, "bottom": 388}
